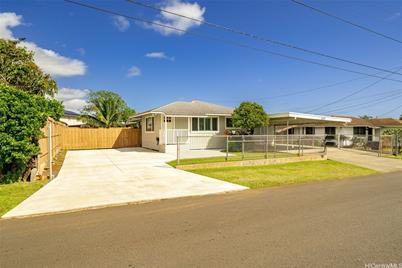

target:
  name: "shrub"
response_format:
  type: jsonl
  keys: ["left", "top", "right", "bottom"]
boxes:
{"left": 0, "top": 84, "right": 63, "bottom": 183}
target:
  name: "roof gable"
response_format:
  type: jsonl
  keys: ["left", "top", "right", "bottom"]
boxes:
{"left": 134, "top": 100, "right": 233, "bottom": 117}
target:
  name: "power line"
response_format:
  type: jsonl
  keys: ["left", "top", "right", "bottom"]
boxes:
{"left": 126, "top": 0, "right": 402, "bottom": 76}
{"left": 379, "top": 103, "right": 402, "bottom": 117}
{"left": 64, "top": 0, "right": 402, "bottom": 83}
{"left": 292, "top": 0, "right": 402, "bottom": 45}
{"left": 328, "top": 95, "right": 402, "bottom": 115}
{"left": 306, "top": 66, "right": 402, "bottom": 113}
{"left": 317, "top": 91, "right": 402, "bottom": 114}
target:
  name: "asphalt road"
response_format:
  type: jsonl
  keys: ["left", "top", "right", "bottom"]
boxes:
{"left": 1, "top": 172, "right": 402, "bottom": 267}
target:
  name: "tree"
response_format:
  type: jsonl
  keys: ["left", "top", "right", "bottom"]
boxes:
{"left": 80, "top": 90, "right": 135, "bottom": 128}
{"left": 359, "top": 115, "right": 373, "bottom": 120}
{"left": 400, "top": 114, "right": 402, "bottom": 120}
{"left": 0, "top": 39, "right": 58, "bottom": 96}
{"left": 232, "top": 101, "right": 268, "bottom": 134}
{"left": 0, "top": 84, "right": 64, "bottom": 183}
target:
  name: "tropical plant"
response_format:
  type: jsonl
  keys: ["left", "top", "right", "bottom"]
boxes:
{"left": 0, "top": 39, "right": 58, "bottom": 96}
{"left": 80, "top": 90, "right": 135, "bottom": 128}
{"left": 359, "top": 115, "right": 373, "bottom": 120}
{"left": 232, "top": 101, "right": 269, "bottom": 134}
{"left": 0, "top": 84, "right": 64, "bottom": 183}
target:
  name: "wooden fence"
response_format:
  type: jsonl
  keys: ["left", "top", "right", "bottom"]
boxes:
{"left": 37, "top": 118, "right": 64, "bottom": 177}
{"left": 37, "top": 119, "right": 141, "bottom": 177}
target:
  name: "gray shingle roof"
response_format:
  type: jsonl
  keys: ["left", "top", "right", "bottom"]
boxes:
{"left": 132, "top": 100, "right": 233, "bottom": 118}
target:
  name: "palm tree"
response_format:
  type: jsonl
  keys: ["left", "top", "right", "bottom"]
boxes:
{"left": 80, "top": 90, "right": 135, "bottom": 128}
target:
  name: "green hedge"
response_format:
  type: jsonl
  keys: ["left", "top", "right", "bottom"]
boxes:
{"left": 0, "top": 84, "right": 63, "bottom": 183}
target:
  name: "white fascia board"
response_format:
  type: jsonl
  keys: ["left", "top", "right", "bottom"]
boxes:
{"left": 270, "top": 112, "right": 352, "bottom": 123}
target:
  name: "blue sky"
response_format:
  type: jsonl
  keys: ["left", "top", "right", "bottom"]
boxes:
{"left": 1, "top": 0, "right": 402, "bottom": 118}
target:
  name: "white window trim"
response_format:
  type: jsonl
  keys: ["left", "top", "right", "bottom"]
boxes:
{"left": 145, "top": 116, "right": 155, "bottom": 133}
{"left": 190, "top": 116, "right": 219, "bottom": 133}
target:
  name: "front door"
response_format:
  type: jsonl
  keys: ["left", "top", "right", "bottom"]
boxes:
{"left": 164, "top": 116, "right": 173, "bottom": 129}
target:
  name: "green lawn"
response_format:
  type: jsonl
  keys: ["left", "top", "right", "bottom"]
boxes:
{"left": 190, "top": 160, "right": 376, "bottom": 189}
{"left": 0, "top": 180, "right": 48, "bottom": 216}
{"left": 384, "top": 155, "right": 402, "bottom": 160}
{"left": 168, "top": 152, "right": 295, "bottom": 167}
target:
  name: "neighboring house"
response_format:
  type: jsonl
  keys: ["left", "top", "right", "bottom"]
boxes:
{"left": 260, "top": 113, "right": 402, "bottom": 147}
{"left": 60, "top": 110, "right": 86, "bottom": 127}
{"left": 130, "top": 100, "right": 234, "bottom": 153}
{"left": 370, "top": 118, "right": 402, "bottom": 132}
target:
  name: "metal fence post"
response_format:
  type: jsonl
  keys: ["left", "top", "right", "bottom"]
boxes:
{"left": 48, "top": 121, "right": 53, "bottom": 180}
{"left": 225, "top": 135, "right": 229, "bottom": 161}
{"left": 298, "top": 135, "right": 301, "bottom": 156}
{"left": 242, "top": 135, "right": 245, "bottom": 160}
{"left": 264, "top": 135, "right": 268, "bottom": 159}
{"left": 273, "top": 135, "right": 276, "bottom": 158}
{"left": 176, "top": 135, "right": 180, "bottom": 166}
{"left": 378, "top": 132, "right": 382, "bottom": 157}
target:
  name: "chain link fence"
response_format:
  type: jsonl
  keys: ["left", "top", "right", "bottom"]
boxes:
{"left": 176, "top": 134, "right": 326, "bottom": 163}
{"left": 337, "top": 134, "right": 400, "bottom": 156}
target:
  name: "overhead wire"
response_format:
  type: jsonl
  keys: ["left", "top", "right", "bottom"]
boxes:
{"left": 64, "top": 0, "right": 402, "bottom": 83}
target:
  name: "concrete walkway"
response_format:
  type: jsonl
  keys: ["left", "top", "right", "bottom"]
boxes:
{"left": 3, "top": 148, "right": 247, "bottom": 219}
{"left": 327, "top": 148, "right": 402, "bottom": 172}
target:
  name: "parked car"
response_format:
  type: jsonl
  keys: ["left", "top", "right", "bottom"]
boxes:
{"left": 325, "top": 135, "right": 337, "bottom": 146}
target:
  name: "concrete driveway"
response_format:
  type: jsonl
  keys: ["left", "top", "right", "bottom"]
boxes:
{"left": 327, "top": 148, "right": 402, "bottom": 172}
{"left": 3, "top": 148, "right": 247, "bottom": 219}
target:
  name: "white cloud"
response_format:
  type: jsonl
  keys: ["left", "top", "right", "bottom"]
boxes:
{"left": 0, "top": 12, "right": 87, "bottom": 77}
{"left": 113, "top": 15, "right": 130, "bottom": 32}
{"left": 0, "top": 12, "right": 21, "bottom": 39}
{"left": 55, "top": 88, "right": 90, "bottom": 112}
{"left": 21, "top": 42, "right": 87, "bottom": 77}
{"left": 127, "top": 66, "right": 141, "bottom": 77}
{"left": 147, "top": 0, "right": 205, "bottom": 36}
{"left": 145, "top": 51, "right": 174, "bottom": 61}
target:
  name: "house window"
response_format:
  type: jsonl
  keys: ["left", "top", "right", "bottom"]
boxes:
{"left": 199, "top": 118, "right": 205, "bottom": 131}
{"left": 306, "top": 127, "right": 315, "bottom": 135}
{"left": 288, "top": 128, "right": 295, "bottom": 135}
{"left": 192, "top": 118, "right": 198, "bottom": 131}
{"left": 325, "top": 127, "right": 336, "bottom": 135}
{"left": 191, "top": 117, "right": 218, "bottom": 132}
{"left": 164, "top": 117, "right": 172, "bottom": 123}
{"left": 205, "top": 118, "right": 211, "bottom": 131}
{"left": 353, "top": 127, "right": 366, "bottom": 135}
{"left": 146, "top": 117, "right": 154, "bottom": 132}
{"left": 212, "top": 118, "right": 218, "bottom": 131}
{"left": 226, "top": 117, "right": 233, "bottom": 128}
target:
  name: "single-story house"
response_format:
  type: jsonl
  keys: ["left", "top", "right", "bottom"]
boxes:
{"left": 131, "top": 100, "right": 401, "bottom": 152}
{"left": 130, "top": 100, "right": 235, "bottom": 153}
{"left": 60, "top": 110, "right": 86, "bottom": 127}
